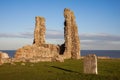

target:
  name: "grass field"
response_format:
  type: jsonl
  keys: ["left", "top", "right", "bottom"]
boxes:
{"left": 0, "top": 59, "right": 120, "bottom": 80}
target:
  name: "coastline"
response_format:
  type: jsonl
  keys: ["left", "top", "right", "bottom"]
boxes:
{"left": 0, "top": 50, "right": 120, "bottom": 59}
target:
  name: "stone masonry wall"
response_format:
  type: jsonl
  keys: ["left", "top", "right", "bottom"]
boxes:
{"left": 63, "top": 8, "right": 80, "bottom": 59}
{"left": 33, "top": 16, "right": 46, "bottom": 46}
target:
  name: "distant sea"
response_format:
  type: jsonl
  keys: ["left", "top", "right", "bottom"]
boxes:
{"left": 0, "top": 50, "right": 120, "bottom": 58}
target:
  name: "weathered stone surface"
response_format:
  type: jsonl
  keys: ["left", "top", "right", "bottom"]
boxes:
{"left": 33, "top": 16, "right": 46, "bottom": 46}
{"left": 63, "top": 8, "right": 80, "bottom": 59}
{"left": 0, "top": 51, "right": 10, "bottom": 64}
{"left": 52, "top": 55, "right": 64, "bottom": 62}
{"left": 0, "top": 58, "right": 3, "bottom": 65}
{"left": 84, "top": 54, "right": 98, "bottom": 74}
{"left": 15, "top": 44, "right": 59, "bottom": 61}
{"left": 14, "top": 45, "right": 34, "bottom": 59}
{"left": 63, "top": 9, "right": 72, "bottom": 59}
{"left": 0, "top": 51, "right": 9, "bottom": 59}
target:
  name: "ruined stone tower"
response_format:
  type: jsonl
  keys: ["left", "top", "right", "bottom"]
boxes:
{"left": 33, "top": 16, "right": 46, "bottom": 46}
{"left": 63, "top": 9, "right": 72, "bottom": 58}
{"left": 64, "top": 8, "right": 80, "bottom": 59}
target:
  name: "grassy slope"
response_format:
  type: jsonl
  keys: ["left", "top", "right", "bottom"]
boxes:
{"left": 0, "top": 59, "right": 120, "bottom": 80}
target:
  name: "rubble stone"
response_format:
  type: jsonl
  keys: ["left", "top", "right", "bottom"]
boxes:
{"left": 0, "top": 51, "right": 10, "bottom": 64}
{"left": 0, "top": 51, "right": 9, "bottom": 59}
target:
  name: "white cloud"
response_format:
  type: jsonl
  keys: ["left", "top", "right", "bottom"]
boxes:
{"left": 0, "top": 38, "right": 32, "bottom": 50}
{"left": 80, "top": 33, "right": 120, "bottom": 50}
{"left": 46, "top": 29, "right": 64, "bottom": 39}
{"left": 0, "top": 32, "right": 33, "bottom": 38}
{"left": 80, "top": 33, "right": 120, "bottom": 41}
{"left": 0, "top": 31, "right": 120, "bottom": 50}
{"left": 0, "top": 29, "right": 63, "bottom": 39}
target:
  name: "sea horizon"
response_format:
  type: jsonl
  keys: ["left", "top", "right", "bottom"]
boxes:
{"left": 0, "top": 50, "right": 120, "bottom": 58}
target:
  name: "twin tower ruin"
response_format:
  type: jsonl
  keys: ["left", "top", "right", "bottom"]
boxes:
{"left": 14, "top": 8, "right": 80, "bottom": 62}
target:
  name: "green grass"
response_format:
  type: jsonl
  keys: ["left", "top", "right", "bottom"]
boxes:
{"left": 0, "top": 59, "right": 120, "bottom": 80}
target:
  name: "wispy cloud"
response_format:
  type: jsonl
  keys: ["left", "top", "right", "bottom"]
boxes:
{"left": 0, "top": 29, "right": 63, "bottom": 39}
{"left": 0, "top": 31, "right": 120, "bottom": 50}
{"left": 0, "top": 31, "right": 120, "bottom": 42}
{"left": 20, "top": 32, "right": 33, "bottom": 38}
{"left": 80, "top": 33, "right": 120, "bottom": 41}
{"left": 80, "top": 33, "right": 120, "bottom": 50}
{"left": 46, "top": 29, "right": 64, "bottom": 39}
{"left": 0, "top": 32, "right": 33, "bottom": 38}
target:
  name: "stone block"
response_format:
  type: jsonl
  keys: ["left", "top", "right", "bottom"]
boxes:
{"left": 84, "top": 54, "right": 98, "bottom": 74}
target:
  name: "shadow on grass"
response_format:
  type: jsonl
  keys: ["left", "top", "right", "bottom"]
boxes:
{"left": 51, "top": 66, "right": 81, "bottom": 74}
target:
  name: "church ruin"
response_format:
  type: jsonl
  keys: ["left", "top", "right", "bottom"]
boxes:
{"left": 0, "top": 8, "right": 80, "bottom": 63}
{"left": 14, "top": 8, "right": 80, "bottom": 62}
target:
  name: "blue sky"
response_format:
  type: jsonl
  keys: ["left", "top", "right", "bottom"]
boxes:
{"left": 0, "top": 0, "right": 120, "bottom": 50}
